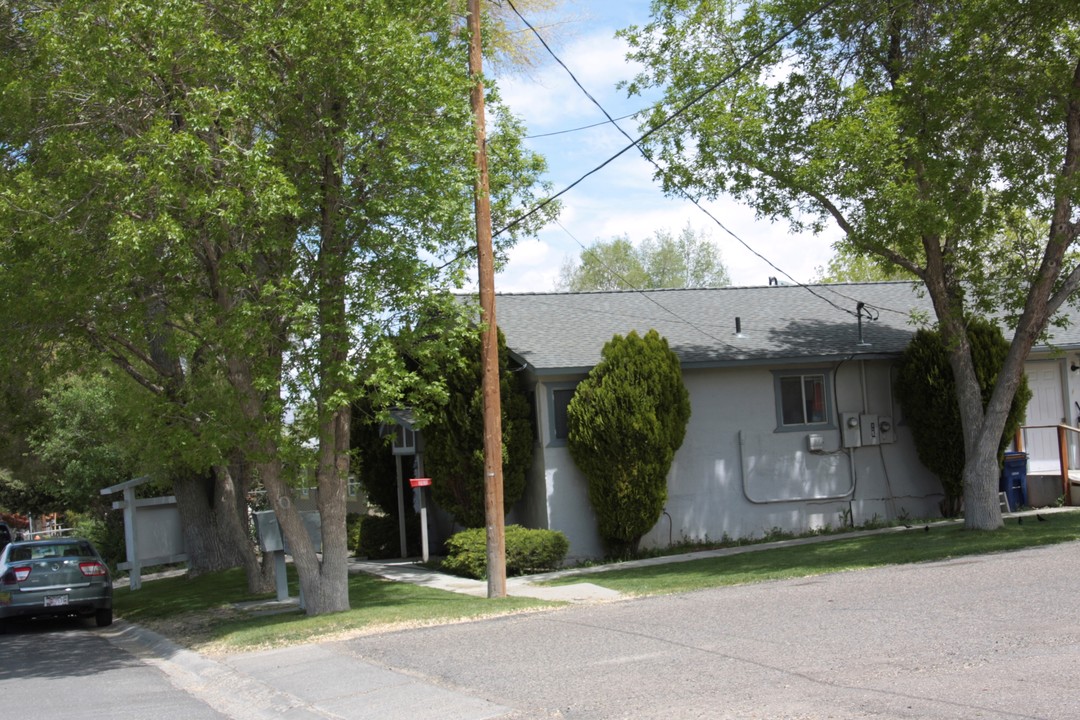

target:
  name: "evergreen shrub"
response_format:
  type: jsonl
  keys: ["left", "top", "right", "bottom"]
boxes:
{"left": 896, "top": 317, "right": 1031, "bottom": 516}
{"left": 358, "top": 513, "right": 420, "bottom": 559}
{"left": 567, "top": 329, "right": 690, "bottom": 558}
{"left": 441, "top": 525, "right": 569, "bottom": 579}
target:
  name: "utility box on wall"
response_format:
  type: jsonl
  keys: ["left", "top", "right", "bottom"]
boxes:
{"left": 878, "top": 416, "right": 896, "bottom": 444}
{"left": 841, "top": 412, "right": 862, "bottom": 448}
{"left": 860, "top": 414, "right": 881, "bottom": 445}
{"left": 841, "top": 413, "right": 896, "bottom": 447}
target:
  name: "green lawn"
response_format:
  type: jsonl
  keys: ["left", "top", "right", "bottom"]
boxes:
{"left": 113, "top": 567, "right": 558, "bottom": 653}
{"left": 114, "top": 512, "right": 1080, "bottom": 653}
{"left": 543, "top": 513, "right": 1080, "bottom": 595}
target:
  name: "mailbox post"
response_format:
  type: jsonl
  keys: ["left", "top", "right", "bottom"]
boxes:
{"left": 409, "top": 477, "right": 432, "bottom": 562}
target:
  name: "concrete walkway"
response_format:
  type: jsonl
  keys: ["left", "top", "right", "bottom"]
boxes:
{"left": 348, "top": 558, "right": 624, "bottom": 603}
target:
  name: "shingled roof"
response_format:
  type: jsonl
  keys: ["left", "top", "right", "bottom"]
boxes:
{"left": 489, "top": 282, "right": 923, "bottom": 373}
{"left": 490, "top": 282, "right": 1080, "bottom": 374}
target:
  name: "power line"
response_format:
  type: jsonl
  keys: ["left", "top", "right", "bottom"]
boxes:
{"left": 503, "top": 0, "right": 874, "bottom": 319}
{"left": 525, "top": 112, "right": 639, "bottom": 139}
{"left": 494, "top": 0, "right": 838, "bottom": 240}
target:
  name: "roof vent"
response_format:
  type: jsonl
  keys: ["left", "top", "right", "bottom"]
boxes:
{"left": 734, "top": 316, "right": 746, "bottom": 337}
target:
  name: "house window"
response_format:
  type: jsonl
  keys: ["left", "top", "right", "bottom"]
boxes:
{"left": 773, "top": 370, "right": 833, "bottom": 430}
{"left": 547, "top": 383, "right": 579, "bottom": 445}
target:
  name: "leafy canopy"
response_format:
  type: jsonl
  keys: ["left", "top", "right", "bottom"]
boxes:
{"left": 557, "top": 224, "right": 731, "bottom": 291}
{"left": 0, "top": 0, "right": 557, "bottom": 609}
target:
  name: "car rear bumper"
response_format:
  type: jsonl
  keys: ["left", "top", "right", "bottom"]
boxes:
{"left": 0, "top": 586, "right": 112, "bottom": 619}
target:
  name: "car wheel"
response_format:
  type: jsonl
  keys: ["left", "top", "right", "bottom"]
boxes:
{"left": 95, "top": 608, "right": 113, "bottom": 628}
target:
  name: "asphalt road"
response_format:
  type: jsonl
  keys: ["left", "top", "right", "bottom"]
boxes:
{"left": 0, "top": 616, "right": 227, "bottom": 719}
{"left": 5, "top": 539, "right": 1080, "bottom": 719}
{"left": 325, "top": 541, "right": 1080, "bottom": 719}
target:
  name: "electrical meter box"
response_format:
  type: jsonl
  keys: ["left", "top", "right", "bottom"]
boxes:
{"left": 878, "top": 416, "right": 896, "bottom": 444}
{"left": 841, "top": 412, "right": 862, "bottom": 448}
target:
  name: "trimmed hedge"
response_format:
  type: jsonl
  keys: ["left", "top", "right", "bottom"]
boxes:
{"left": 441, "top": 525, "right": 569, "bottom": 579}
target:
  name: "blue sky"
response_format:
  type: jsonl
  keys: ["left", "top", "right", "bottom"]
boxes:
{"left": 484, "top": 0, "right": 840, "bottom": 293}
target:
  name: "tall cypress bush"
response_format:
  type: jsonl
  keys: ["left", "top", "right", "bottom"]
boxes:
{"left": 567, "top": 329, "right": 690, "bottom": 557}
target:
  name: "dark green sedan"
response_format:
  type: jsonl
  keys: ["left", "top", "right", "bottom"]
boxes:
{"left": 0, "top": 538, "right": 113, "bottom": 631}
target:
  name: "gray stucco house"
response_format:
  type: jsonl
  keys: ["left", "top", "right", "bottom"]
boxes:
{"left": 489, "top": 281, "right": 1080, "bottom": 560}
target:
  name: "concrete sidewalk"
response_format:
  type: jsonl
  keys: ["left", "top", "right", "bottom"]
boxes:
{"left": 104, "top": 620, "right": 515, "bottom": 720}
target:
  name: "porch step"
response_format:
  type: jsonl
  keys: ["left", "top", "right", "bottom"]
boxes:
{"left": 1024, "top": 470, "right": 1080, "bottom": 507}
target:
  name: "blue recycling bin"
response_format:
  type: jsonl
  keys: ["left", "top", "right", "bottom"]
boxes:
{"left": 1000, "top": 451, "right": 1028, "bottom": 511}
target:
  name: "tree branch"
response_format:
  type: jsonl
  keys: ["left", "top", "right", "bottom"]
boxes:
{"left": 84, "top": 329, "right": 166, "bottom": 397}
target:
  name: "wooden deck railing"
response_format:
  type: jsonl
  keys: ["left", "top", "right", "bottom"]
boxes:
{"left": 1015, "top": 424, "right": 1080, "bottom": 506}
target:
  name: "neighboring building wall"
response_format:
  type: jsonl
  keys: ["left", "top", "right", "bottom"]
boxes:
{"left": 519, "top": 373, "right": 604, "bottom": 561}
{"left": 291, "top": 486, "right": 368, "bottom": 516}
{"left": 529, "top": 360, "right": 942, "bottom": 560}
{"left": 641, "top": 360, "right": 938, "bottom": 550}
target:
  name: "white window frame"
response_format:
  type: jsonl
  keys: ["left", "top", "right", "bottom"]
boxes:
{"left": 772, "top": 369, "right": 835, "bottom": 432}
{"left": 546, "top": 382, "right": 579, "bottom": 446}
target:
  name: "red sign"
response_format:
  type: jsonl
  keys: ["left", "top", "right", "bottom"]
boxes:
{"left": 409, "top": 477, "right": 432, "bottom": 488}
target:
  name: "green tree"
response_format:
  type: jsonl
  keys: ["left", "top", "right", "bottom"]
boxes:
{"left": 566, "top": 329, "right": 690, "bottom": 557}
{"left": 28, "top": 373, "right": 141, "bottom": 514}
{"left": 0, "top": 360, "right": 49, "bottom": 514}
{"left": 557, "top": 224, "right": 731, "bottom": 291}
{"left": 0, "top": 1, "right": 553, "bottom": 613}
{"left": 622, "top": 0, "right": 1080, "bottom": 529}
{"left": 897, "top": 319, "right": 1032, "bottom": 517}
{"left": 423, "top": 327, "right": 535, "bottom": 528}
{"left": 814, "top": 246, "right": 916, "bottom": 283}
{"left": 449, "top": 0, "right": 570, "bottom": 73}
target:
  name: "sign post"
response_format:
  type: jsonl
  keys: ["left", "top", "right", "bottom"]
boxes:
{"left": 409, "top": 477, "right": 432, "bottom": 562}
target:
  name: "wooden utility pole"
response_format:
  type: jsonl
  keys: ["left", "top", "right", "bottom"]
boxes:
{"left": 467, "top": 0, "right": 507, "bottom": 598}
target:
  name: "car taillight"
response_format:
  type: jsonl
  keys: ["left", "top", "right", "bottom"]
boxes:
{"left": 79, "top": 561, "right": 108, "bottom": 577}
{"left": 2, "top": 566, "right": 31, "bottom": 584}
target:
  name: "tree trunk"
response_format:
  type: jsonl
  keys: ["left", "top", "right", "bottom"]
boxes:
{"left": 172, "top": 471, "right": 246, "bottom": 574}
{"left": 213, "top": 463, "right": 274, "bottom": 594}
{"left": 314, "top": 404, "right": 351, "bottom": 614}
{"left": 960, "top": 441, "right": 1004, "bottom": 530}
{"left": 255, "top": 451, "right": 350, "bottom": 615}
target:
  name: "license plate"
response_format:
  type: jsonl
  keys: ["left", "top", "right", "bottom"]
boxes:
{"left": 44, "top": 594, "right": 69, "bottom": 608}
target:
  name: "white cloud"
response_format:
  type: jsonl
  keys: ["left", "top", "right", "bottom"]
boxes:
{"left": 487, "top": 0, "right": 839, "bottom": 294}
